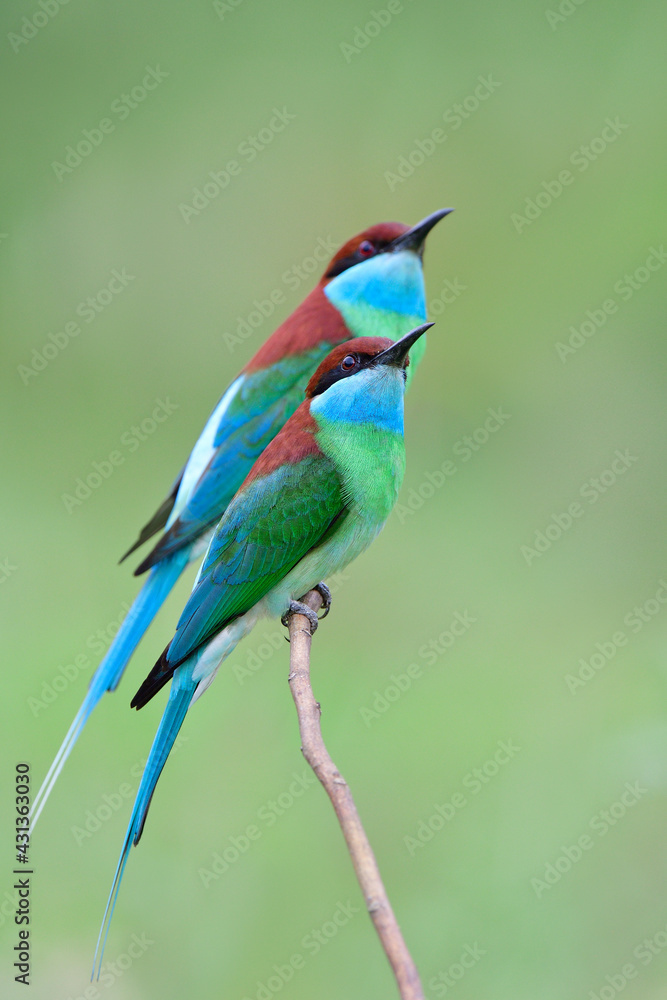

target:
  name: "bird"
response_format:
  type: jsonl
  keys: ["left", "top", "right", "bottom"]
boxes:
{"left": 31, "top": 208, "right": 453, "bottom": 827}
{"left": 92, "top": 320, "right": 434, "bottom": 975}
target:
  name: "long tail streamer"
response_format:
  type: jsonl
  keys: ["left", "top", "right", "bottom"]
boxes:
{"left": 92, "top": 669, "right": 196, "bottom": 979}
{"left": 30, "top": 549, "right": 190, "bottom": 828}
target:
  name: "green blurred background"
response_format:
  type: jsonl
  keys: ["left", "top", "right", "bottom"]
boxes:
{"left": 2, "top": 1, "right": 667, "bottom": 997}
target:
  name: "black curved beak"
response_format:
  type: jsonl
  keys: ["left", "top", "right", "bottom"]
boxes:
{"left": 385, "top": 208, "right": 454, "bottom": 255}
{"left": 373, "top": 322, "right": 434, "bottom": 369}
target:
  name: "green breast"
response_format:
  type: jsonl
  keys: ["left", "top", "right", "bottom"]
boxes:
{"left": 314, "top": 418, "right": 406, "bottom": 524}
{"left": 331, "top": 300, "right": 427, "bottom": 386}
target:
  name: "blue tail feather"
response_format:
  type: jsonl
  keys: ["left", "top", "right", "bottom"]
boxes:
{"left": 92, "top": 670, "right": 196, "bottom": 979}
{"left": 99, "top": 548, "right": 191, "bottom": 694}
{"left": 31, "top": 549, "right": 191, "bottom": 829}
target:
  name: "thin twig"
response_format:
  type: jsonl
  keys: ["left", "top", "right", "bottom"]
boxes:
{"left": 287, "top": 589, "right": 425, "bottom": 1000}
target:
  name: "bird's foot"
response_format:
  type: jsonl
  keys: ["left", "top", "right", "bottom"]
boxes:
{"left": 281, "top": 601, "right": 320, "bottom": 635}
{"left": 313, "top": 582, "right": 332, "bottom": 619}
{"left": 281, "top": 584, "right": 332, "bottom": 637}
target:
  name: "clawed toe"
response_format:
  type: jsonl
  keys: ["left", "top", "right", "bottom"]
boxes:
{"left": 281, "top": 600, "right": 320, "bottom": 635}
{"left": 314, "top": 582, "right": 332, "bottom": 619}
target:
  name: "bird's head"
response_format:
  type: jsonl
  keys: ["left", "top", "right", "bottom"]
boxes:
{"left": 307, "top": 323, "right": 434, "bottom": 431}
{"left": 321, "top": 209, "right": 453, "bottom": 329}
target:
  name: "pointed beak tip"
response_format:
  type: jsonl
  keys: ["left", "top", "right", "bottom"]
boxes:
{"left": 374, "top": 321, "right": 434, "bottom": 369}
{"left": 389, "top": 207, "right": 455, "bottom": 254}
{"left": 420, "top": 207, "right": 455, "bottom": 235}
{"left": 402, "top": 319, "right": 434, "bottom": 344}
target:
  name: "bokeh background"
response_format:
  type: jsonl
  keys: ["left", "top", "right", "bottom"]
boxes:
{"left": 3, "top": 2, "right": 667, "bottom": 998}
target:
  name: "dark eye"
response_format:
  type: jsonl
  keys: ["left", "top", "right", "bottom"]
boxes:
{"left": 341, "top": 354, "right": 357, "bottom": 371}
{"left": 357, "top": 240, "right": 375, "bottom": 258}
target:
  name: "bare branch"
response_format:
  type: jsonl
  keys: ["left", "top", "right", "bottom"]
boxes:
{"left": 287, "top": 589, "right": 425, "bottom": 1000}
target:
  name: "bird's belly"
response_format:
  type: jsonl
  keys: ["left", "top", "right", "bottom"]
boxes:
{"left": 260, "top": 423, "right": 406, "bottom": 616}
{"left": 261, "top": 509, "right": 385, "bottom": 619}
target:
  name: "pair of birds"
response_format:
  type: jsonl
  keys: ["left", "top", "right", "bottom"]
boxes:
{"left": 32, "top": 206, "right": 453, "bottom": 973}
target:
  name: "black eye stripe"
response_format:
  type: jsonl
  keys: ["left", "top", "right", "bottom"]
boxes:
{"left": 310, "top": 352, "right": 377, "bottom": 397}
{"left": 325, "top": 240, "right": 391, "bottom": 278}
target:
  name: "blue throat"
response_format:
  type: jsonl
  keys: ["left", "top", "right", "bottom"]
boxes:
{"left": 310, "top": 367, "right": 405, "bottom": 436}
{"left": 324, "top": 249, "right": 426, "bottom": 323}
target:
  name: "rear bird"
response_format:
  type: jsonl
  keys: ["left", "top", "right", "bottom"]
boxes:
{"left": 93, "top": 322, "right": 434, "bottom": 974}
{"left": 31, "top": 210, "right": 452, "bottom": 827}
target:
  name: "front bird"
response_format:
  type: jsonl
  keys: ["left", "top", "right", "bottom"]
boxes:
{"left": 31, "top": 209, "right": 453, "bottom": 826}
{"left": 93, "top": 322, "right": 434, "bottom": 974}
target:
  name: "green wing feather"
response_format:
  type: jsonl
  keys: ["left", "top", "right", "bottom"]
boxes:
{"left": 168, "top": 454, "right": 345, "bottom": 667}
